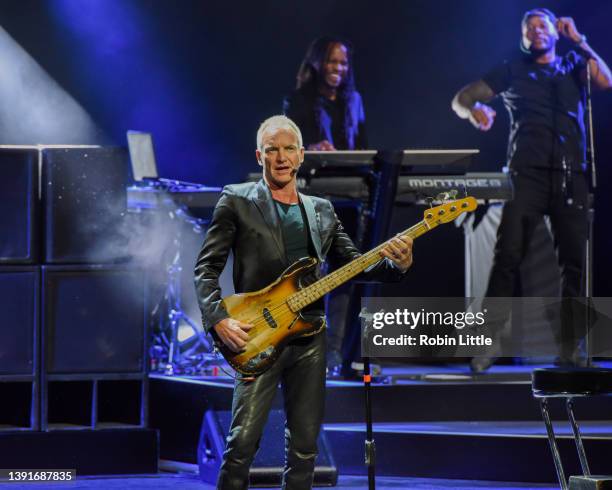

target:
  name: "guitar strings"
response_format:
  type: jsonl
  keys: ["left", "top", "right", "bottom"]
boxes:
{"left": 290, "top": 221, "right": 430, "bottom": 306}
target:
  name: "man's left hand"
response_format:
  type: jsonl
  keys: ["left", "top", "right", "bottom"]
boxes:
{"left": 381, "top": 236, "right": 413, "bottom": 273}
{"left": 556, "top": 17, "right": 583, "bottom": 44}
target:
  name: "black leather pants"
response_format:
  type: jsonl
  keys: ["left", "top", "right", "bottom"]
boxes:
{"left": 486, "top": 167, "right": 588, "bottom": 299}
{"left": 216, "top": 331, "right": 326, "bottom": 490}
{"left": 484, "top": 168, "right": 588, "bottom": 359}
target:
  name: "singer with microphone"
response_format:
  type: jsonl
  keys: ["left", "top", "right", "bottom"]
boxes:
{"left": 194, "top": 115, "right": 412, "bottom": 489}
{"left": 451, "top": 8, "right": 612, "bottom": 372}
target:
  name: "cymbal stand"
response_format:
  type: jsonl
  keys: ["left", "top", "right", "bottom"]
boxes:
{"left": 149, "top": 191, "right": 215, "bottom": 375}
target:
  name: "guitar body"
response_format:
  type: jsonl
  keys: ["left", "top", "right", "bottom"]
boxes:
{"left": 217, "top": 257, "right": 323, "bottom": 376}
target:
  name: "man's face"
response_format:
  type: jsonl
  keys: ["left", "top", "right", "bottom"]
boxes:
{"left": 321, "top": 43, "right": 349, "bottom": 89}
{"left": 522, "top": 14, "right": 558, "bottom": 53}
{"left": 256, "top": 128, "right": 304, "bottom": 189}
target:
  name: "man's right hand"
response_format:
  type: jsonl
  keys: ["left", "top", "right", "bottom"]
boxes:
{"left": 469, "top": 102, "right": 496, "bottom": 131}
{"left": 213, "top": 318, "right": 253, "bottom": 353}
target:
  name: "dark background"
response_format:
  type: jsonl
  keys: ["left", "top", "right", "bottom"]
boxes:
{"left": 1, "top": 0, "right": 611, "bottom": 294}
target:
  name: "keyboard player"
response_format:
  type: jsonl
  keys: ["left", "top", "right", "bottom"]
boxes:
{"left": 283, "top": 36, "right": 368, "bottom": 376}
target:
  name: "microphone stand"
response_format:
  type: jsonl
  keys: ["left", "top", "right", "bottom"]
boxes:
{"left": 584, "top": 61, "right": 596, "bottom": 366}
{"left": 359, "top": 308, "right": 376, "bottom": 490}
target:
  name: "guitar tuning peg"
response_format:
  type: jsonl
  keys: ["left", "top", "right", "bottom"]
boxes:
{"left": 425, "top": 196, "right": 434, "bottom": 208}
{"left": 436, "top": 192, "right": 449, "bottom": 202}
{"left": 449, "top": 189, "right": 458, "bottom": 199}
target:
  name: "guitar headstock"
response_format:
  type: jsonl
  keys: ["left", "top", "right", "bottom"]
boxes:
{"left": 423, "top": 196, "right": 478, "bottom": 225}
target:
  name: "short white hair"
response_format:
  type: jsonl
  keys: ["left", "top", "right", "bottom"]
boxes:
{"left": 256, "top": 115, "right": 303, "bottom": 152}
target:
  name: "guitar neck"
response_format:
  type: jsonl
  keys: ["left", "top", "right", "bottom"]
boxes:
{"left": 287, "top": 219, "right": 432, "bottom": 312}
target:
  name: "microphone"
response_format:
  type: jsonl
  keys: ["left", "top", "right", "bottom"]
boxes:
{"left": 290, "top": 161, "right": 302, "bottom": 176}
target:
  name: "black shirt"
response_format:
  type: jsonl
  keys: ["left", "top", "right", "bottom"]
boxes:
{"left": 321, "top": 97, "right": 349, "bottom": 149}
{"left": 274, "top": 200, "right": 309, "bottom": 264}
{"left": 273, "top": 199, "right": 323, "bottom": 317}
{"left": 483, "top": 51, "right": 587, "bottom": 171}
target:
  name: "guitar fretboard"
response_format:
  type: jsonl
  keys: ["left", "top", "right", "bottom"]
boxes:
{"left": 286, "top": 220, "right": 431, "bottom": 312}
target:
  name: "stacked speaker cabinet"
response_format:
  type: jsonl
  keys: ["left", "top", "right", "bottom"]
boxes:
{"left": 0, "top": 267, "right": 39, "bottom": 431}
{"left": 42, "top": 147, "right": 128, "bottom": 264}
{"left": 0, "top": 146, "right": 148, "bottom": 435}
{"left": 37, "top": 148, "right": 148, "bottom": 432}
{"left": 0, "top": 148, "right": 39, "bottom": 264}
{"left": 0, "top": 148, "right": 41, "bottom": 432}
{"left": 41, "top": 265, "right": 147, "bottom": 431}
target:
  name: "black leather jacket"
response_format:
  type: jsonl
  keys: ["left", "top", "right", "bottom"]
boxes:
{"left": 194, "top": 179, "right": 405, "bottom": 333}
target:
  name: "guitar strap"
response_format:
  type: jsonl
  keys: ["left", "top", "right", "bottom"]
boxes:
{"left": 299, "top": 193, "right": 323, "bottom": 261}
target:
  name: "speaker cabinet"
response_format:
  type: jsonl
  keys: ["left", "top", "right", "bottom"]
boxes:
{"left": 0, "top": 267, "right": 38, "bottom": 375}
{"left": 198, "top": 409, "right": 337, "bottom": 487}
{"left": 0, "top": 149, "right": 39, "bottom": 263}
{"left": 42, "top": 147, "right": 128, "bottom": 264}
{"left": 42, "top": 378, "right": 146, "bottom": 431}
{"left": 42, "top": 265, "right": 145, "bottom": 374}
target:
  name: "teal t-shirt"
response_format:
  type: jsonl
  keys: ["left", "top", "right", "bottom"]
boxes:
{"left": 274, "top": 200, "right": 309, "bottom": 264}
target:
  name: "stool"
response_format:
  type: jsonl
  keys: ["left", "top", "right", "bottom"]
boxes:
{"left": 532, "top": 368, "right": 612, "bottom": 490}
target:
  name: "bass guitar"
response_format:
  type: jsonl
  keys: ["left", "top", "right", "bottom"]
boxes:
{"left": 216, "top": 196, "right": 477, "bottom": 376}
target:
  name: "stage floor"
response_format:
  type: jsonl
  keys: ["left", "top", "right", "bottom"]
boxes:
{"left": 1, "top": 473, "right": 558, "bottom": 489}
{"left": 148, "top": 361, "right": 612, "bottom": 484}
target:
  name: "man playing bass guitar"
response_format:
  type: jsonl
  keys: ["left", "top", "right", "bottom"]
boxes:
{"left": 194, "top": 115, "right": 413, "bottom": 490}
